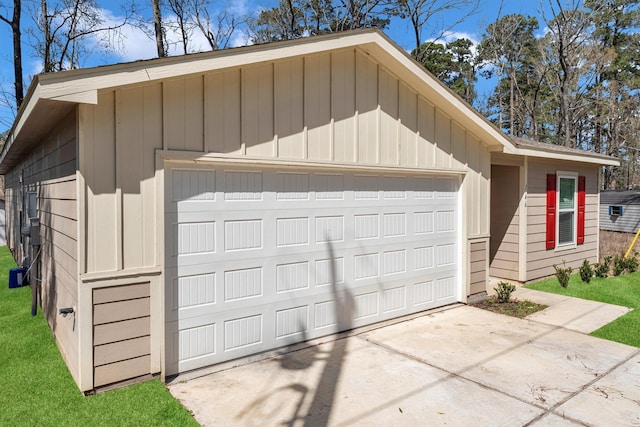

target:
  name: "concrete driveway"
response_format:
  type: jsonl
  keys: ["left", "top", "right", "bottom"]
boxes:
{"left": 169, "top": 291, "right": 639, "bottom": 426}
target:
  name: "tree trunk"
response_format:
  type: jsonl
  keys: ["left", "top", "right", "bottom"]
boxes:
{"left": 412, "top": 14, "right": 420, "bottom": 61}
{"left": 0, "top": 0, "right": 24, "bottom": 108}
{"left": 42, "top": 0, "right": 52, "bottom": 72}
{"left": 509, "top": 71, "right": 515, "bottom": 136}
{"left": 152, "top": 0, "right": 166, "bottom": 57}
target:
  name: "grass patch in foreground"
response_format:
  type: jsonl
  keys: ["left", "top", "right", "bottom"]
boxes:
{"left": 472, "top": 297, "right": 547, "bottom": 318}
{"left": 526, "top": 272, "right": 640, "bottom": 348}
{"left": 0, "top": 246, "right": 198, "bottom": 427}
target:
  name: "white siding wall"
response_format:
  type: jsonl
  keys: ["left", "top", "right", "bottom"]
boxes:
{"left": 599, "top": 203, "right": 640, "bottom": 233}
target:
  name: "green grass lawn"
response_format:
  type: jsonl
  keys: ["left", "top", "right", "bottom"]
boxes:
{"left": 526, "top": 272, "right": 640, "bottom": 348}
{"left": 0, "top": 246, "right": 198, "bottom": 426}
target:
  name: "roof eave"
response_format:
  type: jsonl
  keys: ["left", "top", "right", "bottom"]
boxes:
{"left": 511, "top": 146, "right": 619, "bottom": 166}
{"left": 0, "top": 28, "right": 527, "bottom": 173}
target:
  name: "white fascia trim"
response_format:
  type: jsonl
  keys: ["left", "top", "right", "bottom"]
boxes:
{"left": 512, "top": 147, "right": 619, "bottom": 166}
{"left": 34, "top": 32, "right": 381, "bottom": 100}
{"left": 32, "top": 30, "right": 516, "bottom": 155}
{"left": 370, "top": 36, "right": 516, "bottom": 153}
{"left": 47, "top": 89, "right": 98, "bottom": 104}
{"left": 158, "top": 150, "right": 469, "bottom": 176}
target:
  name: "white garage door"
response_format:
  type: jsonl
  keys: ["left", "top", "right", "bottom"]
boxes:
{"left": 165, "top": 164, "right": 460, "bottom": 374}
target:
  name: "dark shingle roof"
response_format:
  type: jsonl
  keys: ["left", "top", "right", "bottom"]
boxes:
{"left": 600, "top": 190, "right": 640, "bottom": 205}
{"left": 512, "top": 137, "right": 616, "bottom": 162}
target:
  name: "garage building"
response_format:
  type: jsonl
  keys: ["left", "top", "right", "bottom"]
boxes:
{"left": 0, "top": 29, "right": 616, "bottom": 392}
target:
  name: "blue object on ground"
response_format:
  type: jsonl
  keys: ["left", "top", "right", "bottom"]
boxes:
{"left": 9, "top": 267, "right": 26, "bottom": 288}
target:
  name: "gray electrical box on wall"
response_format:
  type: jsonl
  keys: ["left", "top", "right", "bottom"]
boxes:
{"left": 28, "top": 218, "right": 40, "bottom": 246}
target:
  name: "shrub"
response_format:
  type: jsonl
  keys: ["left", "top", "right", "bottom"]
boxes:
{"left": 613, "top": 255, "right": 626, "bottom": 276}
{"left": 593, "top": 256, "right": 611, "bottom": 278}
{"left": 494, "top": 281, "right": 516, "bottom": 303}
{"left": 626, "top": 256, "right": 638, "bottom": 273}
{"left": 579, "top": 259, "right": 593, "bottom": 284}
{"left": 554, "top": 262, "right": 572, "bottom": 288}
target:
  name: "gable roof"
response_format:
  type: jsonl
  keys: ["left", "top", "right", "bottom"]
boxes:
{"left": 0, "top": 28, "right": 618, "bottom": 174}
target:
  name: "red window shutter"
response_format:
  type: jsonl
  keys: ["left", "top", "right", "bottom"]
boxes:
{"left": 546, "top": 174, "right": 557, "bottom": 249}
{"left": 577, "top": 176, "right": 586, "bottom": 244}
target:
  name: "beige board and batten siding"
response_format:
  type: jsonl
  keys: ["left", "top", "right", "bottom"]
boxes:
{"left": 77, "top": 45, "right": 493, "bottom": 382}
{"left": 79, "top": 48, "right": 491, "bottom": 277}
{"left": 79, "top": 84, "right": 163, "bottom": 390}
{"left": 4, "top": 111, "right": 79, "bottom": 382}
{"left": 526, "top": 158, "right": 599, "bottom": 281}
{"left": 489, "top": 164, "right": 521, "bottom": 281}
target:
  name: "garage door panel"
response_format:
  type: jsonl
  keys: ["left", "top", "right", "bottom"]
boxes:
{"left": 167, "top": 250, "right": 457, "bottom": 325}
{"left": 166, "top": 166, "right": 461, "bottom": 374}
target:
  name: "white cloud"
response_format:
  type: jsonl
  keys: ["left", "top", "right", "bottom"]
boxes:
{"left": 228, "top": 0, "right": 250, "bottom": 17}
{"left": 230, "top": 29, "right": 253, "bottom": 48}
{"left": 426, "top": 30, "right": 480, "bottom": 46}
{"left": 163, "top": 15, "right": 213, "bottom": 55}
{"left": 90, "top": 8, "right": 157, "bottom": 62}
{"left": 94, "top": 5, "right": 256, "bottom": 62}
{"left": 26, "top": 59, "right": 44, "bottom": 79}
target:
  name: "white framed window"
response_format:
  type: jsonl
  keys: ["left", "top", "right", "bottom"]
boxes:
{"left": 557, "top": 172, "right": 577, "bottom": 247}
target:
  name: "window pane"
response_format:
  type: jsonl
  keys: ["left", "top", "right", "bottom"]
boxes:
{"left": 27, "top": 192, "right": 37, "bottom": 219}
{"left": 559, "top": 211, "right": 574, "bottom": 244}
{"left": 559, "top": 178, "right": 575, "bottom": 209}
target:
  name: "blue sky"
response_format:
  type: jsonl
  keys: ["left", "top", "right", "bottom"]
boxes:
{"left": 0, "top": 0, "right": 544, "bottom": 132}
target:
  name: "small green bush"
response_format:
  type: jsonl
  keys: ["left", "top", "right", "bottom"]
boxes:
{"left": 579, "top": 259, "right": 593, "bottom": 284}
{"left": 613, "top": 255, "right": 626, "bottom": 276}
{"left": 554, "top": 262, "right": 572, "bottom": 288}
{"left": 626, "top": 256, "right": 638, "bottom": 273}
{"left": 494, "top": 281, "right": 516, "bottom": 303}
{"left": 594, "top": 255, "right": 611, "bottom": 278}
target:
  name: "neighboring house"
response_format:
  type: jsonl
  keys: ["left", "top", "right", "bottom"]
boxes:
{"left": 599, "top": 190, "right": 640, "bottom": 233}
{"left": 0, "top": 29, "right": 618, "bottom": 393}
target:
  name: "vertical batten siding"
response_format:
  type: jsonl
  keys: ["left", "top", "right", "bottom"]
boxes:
{"left": 489, "top": 165, "right": 521, "bottom": 281}
{"left": 332, "top": 49, "right": 357, "bottom": 163}
{"left": 356, "top": 51, "right": 379, "bottom": 164}
{"left": 83, "top": 87, "right": 163, "bottom": 275}
{"left": 243, "top": 63, "right": 275, "bottom": 157}
{"left": 82, "top": 47, "right": 492, "bottom": 276}
{"left": 205, "top": 70, "right": 242, "bottom": 154}
{"left": 275, "top": 59, "right": 305, "bottom": 159}
{"left": 84, "top": 91, "right": 117, "bottom": 272}
{"left": 378, "top": 67, "right": 399, "bottom": 165}
{"left": 398, "top": 83, "right": 418, "bottom": 167}
{"left": 116, "top": 86, "right": 163, "bottom": 270}
{"left": 163, "top": 76, "right": 204, "bottom": 152}
{"left": 526, "top": 159, "right": 599, "bottom": 281}
{"left": 417, "top": 98, "right": 436, "bottom": 169}
{"left": 92, "top": 283, "right": 151, "bottom": 387}
{"left": 5, "top": 111, "right": 79, "bottom": 383}
{"left": 435, "top": 110, "right": 452, "bottom": 168}
{"left": 305, "top": 53, "right": 332, "bottom": 161}
{"left": 77, "top": 46, "right": 496, "bottom": 388}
